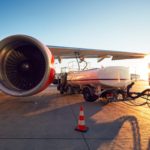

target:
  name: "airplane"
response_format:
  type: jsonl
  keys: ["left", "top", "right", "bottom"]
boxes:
{"left": 0, "top": 35, "right": 149, "bottom": 102}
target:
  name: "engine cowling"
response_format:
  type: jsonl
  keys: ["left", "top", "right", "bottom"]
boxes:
{"left": 0, "top": 35, "right": 55, "bottom": 96}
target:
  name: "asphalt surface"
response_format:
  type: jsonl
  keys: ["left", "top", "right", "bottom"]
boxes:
{"left": 0, "top": 81, "right": 150, "bottom": 150}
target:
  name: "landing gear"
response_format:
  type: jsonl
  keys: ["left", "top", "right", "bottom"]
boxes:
{"left": 82, "top": 86, "right": 98, "bottom": 102}
{"left": 59, "top": 85, "right": 64, "bottom": 94}
{"left": 57, "top": 73, "right": 68, "bottom": 94}
{"left": 66, "top": 85, "right": 74, "bottom": 95}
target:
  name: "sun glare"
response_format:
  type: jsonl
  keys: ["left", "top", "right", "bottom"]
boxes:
{"left": 128, "top": 55, "right": 150, "bottom": 81}
{"left": 140, "top": 55, "right": 150, "bottom": 80}
{"left": 144, "top": 55, "right": 150, "bottom": 74}
{"left": 144, "top": 54, "right": 150, "bottom": 63}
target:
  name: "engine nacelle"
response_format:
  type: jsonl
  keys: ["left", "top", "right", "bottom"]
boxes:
{"left": 0, "top": 35, "right": 55, "bottom": 96}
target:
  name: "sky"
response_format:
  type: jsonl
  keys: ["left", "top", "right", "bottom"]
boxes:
{"left": 0, "top": 0, "right": 150, "bottom": 79}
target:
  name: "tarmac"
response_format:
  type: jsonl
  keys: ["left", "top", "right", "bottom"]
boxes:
{"left": 0, "top": 81, "right": 150, "bottom": 150}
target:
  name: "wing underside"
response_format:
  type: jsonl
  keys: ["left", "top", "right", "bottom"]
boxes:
{"left": 48, "top": 45, "right": 147, "bottom": 60}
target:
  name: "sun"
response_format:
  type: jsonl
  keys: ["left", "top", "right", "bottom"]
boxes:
{"left": 140, "top": 55, "right": 150, "bottom": 80}
{"left": 144, "top": 54, "right": 150, "bottom": 63}
{"left": 133, "top": 55, "right": 150, "bottom": 80}
{"left": 145, "top": 55, "right": 150, "bottom": 72}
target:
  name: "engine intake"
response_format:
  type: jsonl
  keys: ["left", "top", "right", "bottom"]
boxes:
{"left": 0, "top": 35, "right": 55, "bottom": 96}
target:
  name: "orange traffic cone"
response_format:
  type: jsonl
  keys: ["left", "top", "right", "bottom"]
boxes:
{"left": 75, "top": 106, "right": 88, "bottom": 132}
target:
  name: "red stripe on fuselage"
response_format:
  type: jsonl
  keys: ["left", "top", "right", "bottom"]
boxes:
{"left": 67, "top": 78, "right": 128, "bottom": 82}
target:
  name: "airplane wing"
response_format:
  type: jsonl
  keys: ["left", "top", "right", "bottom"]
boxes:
{"left": 48, "top": 45, "right": 147, "bottom": 60}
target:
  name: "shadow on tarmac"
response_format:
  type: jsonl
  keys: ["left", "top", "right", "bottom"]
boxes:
{"left": 87, "top": 115, "right": 142, "bottom": 150}
{"left": 0, "top": 91, "right": 147, "bottom": 150}
{"left": 147, "top": 139, "right": 150, "bottom": 150}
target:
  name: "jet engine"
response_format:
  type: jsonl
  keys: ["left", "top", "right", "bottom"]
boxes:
{"left": 0, "top": 35, "right": 55, "bottom": 96}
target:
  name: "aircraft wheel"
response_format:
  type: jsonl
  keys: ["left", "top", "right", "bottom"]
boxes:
{"left": 83, "top": 86, "right": 98, "bottom": 102}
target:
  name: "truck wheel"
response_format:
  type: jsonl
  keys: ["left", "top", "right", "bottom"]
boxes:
{"left": 66, "top": 85, "right": 74, "bottom": 95}
{"left": 83, "top": 87, "right": 98, "bottom": 102}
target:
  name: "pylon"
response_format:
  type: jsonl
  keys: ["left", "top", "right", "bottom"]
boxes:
{"left": 75, "top": 106, "right": 88, "bottom": 132}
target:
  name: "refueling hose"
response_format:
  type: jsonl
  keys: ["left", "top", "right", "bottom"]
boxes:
{"left": 127, "top": 82, "right": 150, "bottom": 100}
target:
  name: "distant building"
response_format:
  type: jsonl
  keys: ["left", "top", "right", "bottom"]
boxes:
{"left": 130, "top": 73, "right": 140, "bottom": 81}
